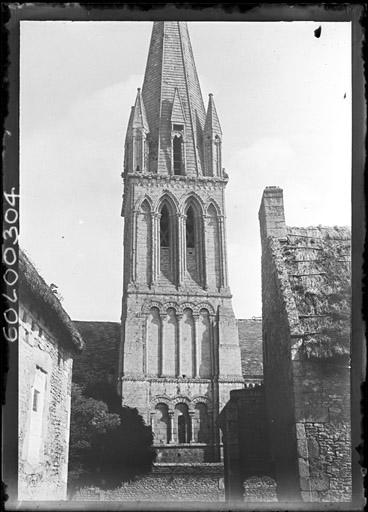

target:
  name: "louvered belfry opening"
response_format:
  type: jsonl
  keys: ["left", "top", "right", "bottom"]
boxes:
{"left": 173, "top": 134, "right": 183, "bottom": 175}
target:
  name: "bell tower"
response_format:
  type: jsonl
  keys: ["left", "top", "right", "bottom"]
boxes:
{"left": 119, "top": 22, "right": 243, "bottom": 462}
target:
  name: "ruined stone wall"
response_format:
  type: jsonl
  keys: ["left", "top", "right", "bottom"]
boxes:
{"left": 18, "top": 300, "right": 74, "bottom": 500}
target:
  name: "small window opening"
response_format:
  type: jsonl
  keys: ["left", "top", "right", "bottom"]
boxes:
{"left": 32, "top": 389, "right": 40, "bottom": 412}
{"left": 178, "top": 415, "right": 187, "bottom": 444}
{"left": 173, "top": 135, "right": 183, "bottom": 175}
{"left": 186, "top": 207, "right": 195, "bottom": 249}
{"left": 173, "top": 124, "right": 184, "bottom": 132}
{"left": 160, "top": 205, "right": 170, "bottom": 248}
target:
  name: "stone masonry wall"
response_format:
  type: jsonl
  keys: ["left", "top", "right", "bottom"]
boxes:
{"left": 293, "top": 360, "right": 351, "bottom": 502}
{"left": 74, "top": 463, "right": 225, "bottom": 502}
{"left": 18, "top": 300, "right": 73, "bottom": 500}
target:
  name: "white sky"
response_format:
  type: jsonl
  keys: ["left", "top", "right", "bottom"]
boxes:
{"left": 20, "top": 21, "right": 351, "bottom": 322}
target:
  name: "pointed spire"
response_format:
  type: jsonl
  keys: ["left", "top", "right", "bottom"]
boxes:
{"left": 132, "top": 88, "right": 149, "bottom": 131}
{"left": 204, "top": 93, "right": 222, "bottom": 136}
{"left": 171, "top": 88, "right": 186, "bottom": 125}
{"left": 124, "top": 91, "right": 149, "bottom": 174}
{"left": 204, "top": 93, "right": 223, "bottom": 177}
{"left": 141, "top": 22, "right": 206, "bottom": 175}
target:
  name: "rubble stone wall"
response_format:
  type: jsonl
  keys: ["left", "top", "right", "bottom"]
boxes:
{"left": 74, "top": 463, "right": 225, "bottom": 502}
{"left": 18, "top": 301, "right": 73, "bottom": 501}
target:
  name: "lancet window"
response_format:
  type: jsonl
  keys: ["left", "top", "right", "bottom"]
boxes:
{"left": 159, "top": 201, "right": 176, "bottom": 284}
{"left": 160, "top": 205, "right": 170, "bottom": 248}
{"left": 186, "top": 206, "right": 195, "bottom": 249}
{"left": 184, "top": 200, "right": 203, "bottom": 286}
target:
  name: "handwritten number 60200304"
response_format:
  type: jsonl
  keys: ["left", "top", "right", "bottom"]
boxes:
{"left": 3, "top": 188, "right": 20, "bottom": 342}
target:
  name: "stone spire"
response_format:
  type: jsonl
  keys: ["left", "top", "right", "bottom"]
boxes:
{"left": 141, "top": 22, "right": 206, "bottom": 176}
{"left": 204, "top": 93, "right": 223, "bottom": 177}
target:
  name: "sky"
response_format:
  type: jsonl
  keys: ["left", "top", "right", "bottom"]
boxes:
{"left": 20, "top": 21, "right": 351, "bottom": 322}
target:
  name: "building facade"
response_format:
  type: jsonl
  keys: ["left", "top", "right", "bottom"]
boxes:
{"left": 118, "top": 21, "right": 243, "bottom": 463}
{"left": 18, "top": 249, "right": 84, "bottom": 500}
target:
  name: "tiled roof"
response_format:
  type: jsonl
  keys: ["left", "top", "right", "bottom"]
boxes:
{"left": 237, "top": 318, "right": 263, "bottom": 377}
{"left": 19, "top": 248, "right": 84, "bottom": 353}
{"left": 72, "top": 321, "right": 120, "bottom": 387}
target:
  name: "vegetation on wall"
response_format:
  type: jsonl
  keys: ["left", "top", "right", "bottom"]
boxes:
{"left": 283, "top": 227, "right": 351, "bottom": 359}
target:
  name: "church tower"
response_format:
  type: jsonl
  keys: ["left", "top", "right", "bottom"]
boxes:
{"left": 119, "top": 22, "right": 243, "bottom": 462}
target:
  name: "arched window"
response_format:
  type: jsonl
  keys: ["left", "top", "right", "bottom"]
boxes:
{"left": 184, "top": 200, "right": 204, "bottom": 286}
{"left": 175, "top": 403, "right": 191, "bottom": 443}
{"left": 173, "top": 135, "right": 183, "bottom": 175}
{"left": 158, "top": 199, "right": 177, "bottom": 285}
{"left": 160, "top": 204, "right": 170, "bottom": 248}
{"left": 186, "top": 206, "right": 195, "bottom": 249}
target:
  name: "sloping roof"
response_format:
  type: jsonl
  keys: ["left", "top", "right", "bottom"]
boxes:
{"left": 19, "top": 249, "right": 84, "bottom": 353}
{"left": 141, "top": 22, "right": 206, "bottom": 176}
{"left": 72, "top": 321, "right": 120, "bottom": 387}
{"left": 272, "top": 225, "right": 351, "bottom": 358}
{"left": 237, "top": 318, "right": 263, "bottom": 377}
